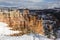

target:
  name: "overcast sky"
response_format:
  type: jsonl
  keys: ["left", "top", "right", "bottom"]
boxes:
{"left": 0, "top": 0, "right": 60, "bottom": 9}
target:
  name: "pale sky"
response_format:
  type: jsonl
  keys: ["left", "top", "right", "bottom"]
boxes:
{"left": 0, "top": 0, "right": 60, "bottom": 9}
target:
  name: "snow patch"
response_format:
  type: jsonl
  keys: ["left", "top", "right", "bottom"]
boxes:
{"left": 0, "top": 33, "right": 52, "bottom": 40}
{"left": 0, "top": 22, "right": 20, "bottom": 35}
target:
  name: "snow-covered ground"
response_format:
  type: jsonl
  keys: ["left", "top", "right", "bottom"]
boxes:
{"left": 0, "top": 33, "right": 52, "bottom": 40}
{"left": 0, "top": 22, "right": 59, "bottom": 40}
{"left": 0, "top": 22, "right": 20, "bottom": 35}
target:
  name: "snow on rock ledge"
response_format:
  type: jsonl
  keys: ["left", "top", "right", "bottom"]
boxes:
{"left": 0, "top": 33, "right": 52, "bottom": 40}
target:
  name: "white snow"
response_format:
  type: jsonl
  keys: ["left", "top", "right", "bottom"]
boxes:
{"left": 0, "top": 33, "right": 52, "bottom": 40}
{"left": 0, "top": 22, "right": 20, "bottom": 35}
